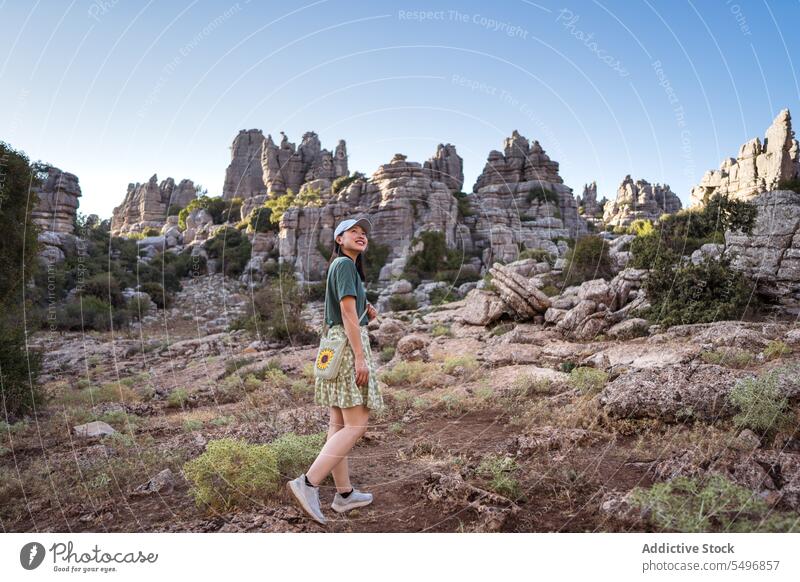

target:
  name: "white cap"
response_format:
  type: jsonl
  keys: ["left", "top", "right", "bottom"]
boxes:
{"left": 333, "top": 216, "right": 372, "bottom": 242}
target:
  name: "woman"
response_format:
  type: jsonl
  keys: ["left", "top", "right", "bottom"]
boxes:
{"left": 286, "top": 216, "right": 385, "bottom": 525}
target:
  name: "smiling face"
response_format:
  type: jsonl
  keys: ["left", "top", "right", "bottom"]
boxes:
{"left": 335, "top": 224, "right": 368, "bottom": 255}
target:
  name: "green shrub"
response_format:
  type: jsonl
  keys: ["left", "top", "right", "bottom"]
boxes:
{"left": 268, "top": 431, "right": 326, "bottom": 479}
{"left": 205, "top": 225, "right": 252, "bottom": 278}
{"left": 332, "top": 171, "right": 366, "bottom": 195}
{"left": 363, "top": 240, "right": 391, "bottom": 285}
{"left": 240, "top": 274, "right": 316, "bottom": 343}
{"left": 728, "top": 369, "right": 791, "bottom": 436}
{"left": 639, "top": 254, "right": 757, "bottom": 328}
{"left": 80, "top": 272, "right": 126, "bottom": 307}
{"left": 453, "top": 191, "right": 475, "bottom": 218}
{"left": 526, "top": 186, "right": 560, "bottom": 205}
{"left": 477, "top": 453, "right": 521, "bottom": 499}
{"left": 379, "top": 361, "right": 431, "bottom": 386}
{"left": 166, "top": 204, "right": 184, "bottom": 216}
{"left": 303, "top": 280, "right": 327, "bottom": 302}
{"left": 167, "top": 388, "right": 190, "bottom": 409}
{"left": 183, "top": 438, "right": 279, "bottom": 512}
{"left": 562, "top": 235, "right": 615, "bottom": 287}
{"left": 430, "top": 323, "right": 452, "bottom": 337}
{"left": 569, "top": 366, "right": 608, "bottom": 394}
{"left": 429, "top": 287, "right": 457, "bottom": 306}
{"left": 518, "top": 248, "right": 555, "bottom": 264}
{"left": 442, "top": 355, "right": 479, "bottom": 376}
{"left": 699, "top": 348, "right": 754, "bottom": 369}
{"left": 264, "top": 187, "right": 323, "bottom": 226}
{"left": 403, "top": 231, "right": 464, "bottom": 284}
{"left": 224, "top": 357, "right": 256, "bottom": 377}
{"left": 138, "top": 281, "right": 171, "bottom": 309}
{"left": 0, "top": 325, "right": 44, "bottom": 419}
{"left": 630, "top": 191, "right": 757, "bottom": 269}
{"left": 245, "top": 205, "right": 276, "bottom": 233}
{"left": 56, "top": 296, "right": 130, "bottom": 331}
{"left": 627, "top": 219, "right": 654, "bottom": 237}
{"left": 380, "top": 346, "right": 395, "bottom": 363}
{"left": 628, "top": 474, "right": 788, "bottom": 532}
{"left": 763, "top": 340, "right": 790, "bottom": 360}
{"left": 389, "top": 294, "right": 418, "bottom": 312}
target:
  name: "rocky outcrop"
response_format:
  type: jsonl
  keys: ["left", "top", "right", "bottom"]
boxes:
{"left": 546, "top": 269, "right": 650, "bottom": 341}
{"left": 577, "top": 181, "right": 603, "bottom": 217}
{"left": 603, "top": 175, "right": 682, "bottom": 227}
{"left": 278, "top": 151, "right": 461, "bottom": 283}
{"left": 222, "top": 129, "right": 268, "bottom": 201}
{"left": 464, "top": 130, "right": 588, "bottom": 267}
{"left": 111, "top": 175, "right": 196, "bottom": 236}
{"left": 31, "top": 165, "right": 81, "bottom": 235}
{"left": 691, "top": 109, "right": 800, "bottom": 206}
{"left": 261, "top": 131, "right": 348, "bottom": 197}
{"left": 725, "top": 189, "right": 800, "bottom": 313}
{"left": 599, "top": 363, "right": 747, "bottom": 421}
{"left": 487, "top": 262, "right": 552, "bottom": 319}
{"left": 423, "top": 143, "right": 464, "bottom": 192}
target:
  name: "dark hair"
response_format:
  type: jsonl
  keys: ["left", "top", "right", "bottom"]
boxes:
{"left": 324, "top": 241, "right": 367, "bottom": 283}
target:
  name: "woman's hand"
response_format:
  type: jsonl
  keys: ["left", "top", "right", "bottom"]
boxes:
{"left": 354, "top": 355, "right": 370, "bottom": 386}
{"left": 366, "top": 303, "right": 378, "bottom": 321}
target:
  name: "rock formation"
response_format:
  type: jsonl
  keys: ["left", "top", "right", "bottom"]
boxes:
{"left": 691, "top": 109, "right": 800, "bottom": 206}
{"left": 31, "top": 165, "right": 81, "bottom": 235}
{"left": 464, "top": 130, "right": 588, "bottom": 267}
{"left": 577, "top": 181, "right": 603, "bottom": 217}
{"left": 423, "top": 143, "right": 464, "bottom": 192}
{"left": 276, "top": 150, "right": 462, "bottom": 285}
{"left": 487, "top": 262, "right": 552, "bottom": 319}
{"left": 111, "top": 175, "right": 196, "bottom": 236}
{"left": 602, "top": 175, "right": 682, "bottom": 227}
{"left": 261, "top": 131, "right": 348, "bottom": 197}
{"left": 725, "top": 189, "right": 800, "bottom": 314}
{"left": 222, "top": 129, "right": 268, "bottom": 201}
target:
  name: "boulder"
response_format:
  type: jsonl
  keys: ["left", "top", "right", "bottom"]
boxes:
{"left": 598, "top": 363, "right": 751, "bottom": 421}
{"left": 487, "top": 262, "right": 552, "bottom": 318}
{"left": 73, "top": 421, "right": 116, "bottom": 438}
{"left": 459, "top": 288, "right": 510, "bottom": 326}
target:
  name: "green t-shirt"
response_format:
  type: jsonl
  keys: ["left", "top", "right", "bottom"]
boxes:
{"left": 324, "top": 256, "right": 368, "bottom": 327}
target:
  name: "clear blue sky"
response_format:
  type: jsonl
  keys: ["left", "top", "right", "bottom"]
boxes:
{"left": 1, "top": 0, "right": 798, "bottom": 218}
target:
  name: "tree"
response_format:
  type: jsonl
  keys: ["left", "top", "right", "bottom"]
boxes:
{"left": 0, "top": 142, "right": 44, "bottom": 419}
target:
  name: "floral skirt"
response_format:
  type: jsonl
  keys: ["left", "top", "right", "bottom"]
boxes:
{"left": 314, "top": 324, "right": 385, "bottom": 411}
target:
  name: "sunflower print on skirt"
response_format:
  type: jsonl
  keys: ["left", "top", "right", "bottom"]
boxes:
{"left": 314, "top": 324, "right": 385, "bottom": 410}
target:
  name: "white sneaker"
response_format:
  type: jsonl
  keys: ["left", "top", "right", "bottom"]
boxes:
{"left": 286, "top": 474, "right": 327, "bottom": 525}
{"left": 331, "top": 488, "right": 373, "bottom": 513}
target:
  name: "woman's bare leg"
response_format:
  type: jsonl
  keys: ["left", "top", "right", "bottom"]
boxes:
{"left": 305, "top": 404, "right": 369, "bottom": 487}
{"left": 326, "top": 406, "right": 353, "bottom": 493}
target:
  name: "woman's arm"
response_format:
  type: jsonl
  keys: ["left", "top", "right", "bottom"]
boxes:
{"left": 340, "top": 295, "right": 369, "bottom": 386}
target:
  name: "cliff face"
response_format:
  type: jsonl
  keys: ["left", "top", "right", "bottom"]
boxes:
{"left": 464, "top": 130, "right": 587, "bottom": 266}
{"left": 691, "top": 109, "right": 800, "bottom": 206}
{"left": 222, "top": 129, "right": 267, "bottom": 201}
{"left": 31, "top": 165, "right": 81, "bottom": 235}
{"left": 726, "top": 189, "right": 800, "bottom": 314}
{"left": 111, "top": 175, "right": 196, "bottom": 236}
{"left": 603, "top": 175, "right": 682, "bottom": 227}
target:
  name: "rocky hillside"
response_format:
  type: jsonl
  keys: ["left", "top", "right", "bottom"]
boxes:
{"left": 3, "top": 288, "right": 798, "bottom": 532}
